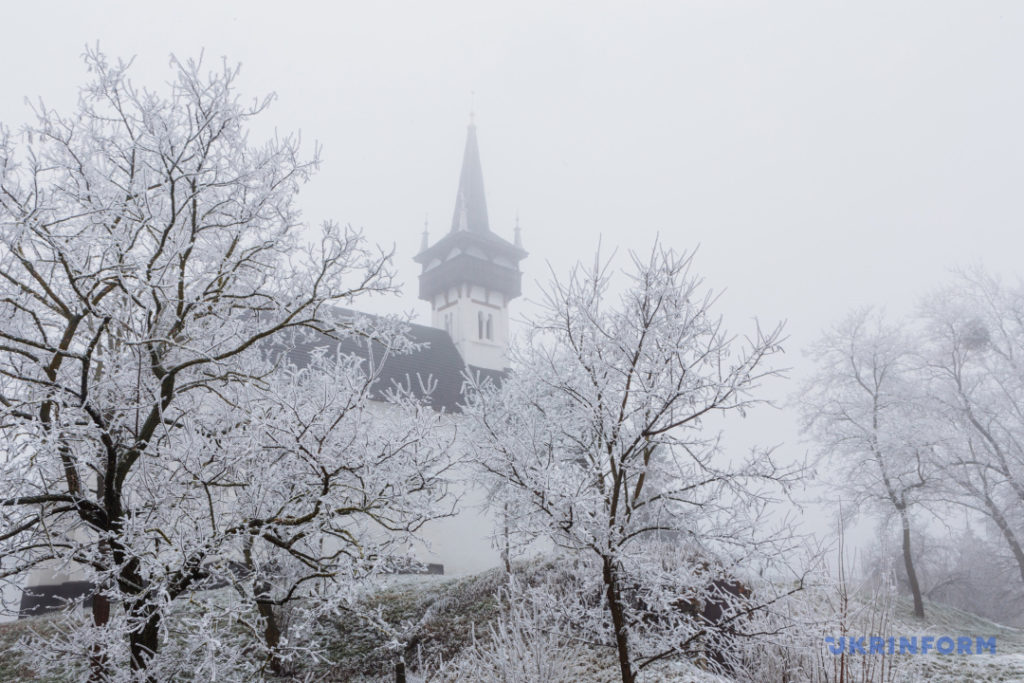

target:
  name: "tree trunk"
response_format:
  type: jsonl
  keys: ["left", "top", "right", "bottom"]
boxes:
{"left": 243, "top": 536, "right": 287, "bottom": 675}
{"left": 255, "top": 594, "right": 285, "bottom": 676}
{"left": 899, "top": 509, "right": 925, "bottom": 619}
{"left": 501, "top": 503, "right": 512, "bottom": 575}
{"left": 89, "top": 490, "right": 110, "bottom": 683}
{"left": 129, "top": 607, "right": 161, "bottom": 683}
{"left": 88, "top": 592, "right": 110, "bottom": 683}
{"left": 984, "top": 495, "right": 1024, "bottom": 585}
{"left": 603, "top": 556, "right": 635, "bottom": 683}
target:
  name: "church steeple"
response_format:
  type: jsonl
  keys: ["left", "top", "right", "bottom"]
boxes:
{"left": 414, "top": 122, "right": 527, "bottom": 372}
{"left": 451, "top": 124, "right": 490, "bottom": 233}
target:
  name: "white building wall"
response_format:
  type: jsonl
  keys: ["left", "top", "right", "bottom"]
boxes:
{"left": 431, "top": 285, "right": 509, "bottom": 372}
{"left": 336, "top": 402, "right": 504, "bottom": 576}
{"left": 414, "top": 462, "right": 502, "bottom": 575}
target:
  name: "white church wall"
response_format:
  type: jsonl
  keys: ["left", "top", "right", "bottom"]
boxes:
{"left": 430, "top": 288, "right": 510, "bottom": 372}
{"left": 414, "top": 461, "right": 502, "bottom": 575}
{"left": 330, "top": 401, "right": 505, "bottom": 577}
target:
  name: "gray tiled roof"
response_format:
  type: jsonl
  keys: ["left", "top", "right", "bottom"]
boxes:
{"left": 283, "top": 315, "right": 503, "bottom": 413}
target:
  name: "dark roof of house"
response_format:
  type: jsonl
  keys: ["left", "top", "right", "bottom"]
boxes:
{"left": 283, "top": 313, "right": 503, "bottom": 413}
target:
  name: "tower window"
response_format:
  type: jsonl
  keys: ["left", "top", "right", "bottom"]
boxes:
{"left": 486, "top": 314, "right": 493, "bottom": 340}
{"left": 478, "top": 312, "right": 484, "bottom": 339}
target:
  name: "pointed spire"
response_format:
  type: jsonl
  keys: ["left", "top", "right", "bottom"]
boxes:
{"left": 450, "top": 122, "right": 490, "bottom": 233}
{"left": 420, "top": 215, "right": 430, "bottom": 251}
{"left": 456, "top": 190, "right": 469, "bottom": 231}
{"left": 514, "top": 211, "right": 523, "bottom": 248}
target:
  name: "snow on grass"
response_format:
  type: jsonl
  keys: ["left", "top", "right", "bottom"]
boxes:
{"left": 882, "top": 598, "right": 1024, "bottom": 683}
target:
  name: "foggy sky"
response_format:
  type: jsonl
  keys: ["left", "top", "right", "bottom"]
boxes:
{"left": 3, "top": 1, "right": 1023, "bottom": 513}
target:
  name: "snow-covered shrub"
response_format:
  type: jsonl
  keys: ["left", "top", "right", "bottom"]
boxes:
{"left": 427, "top": 575, "right": 588, "bottom": 683}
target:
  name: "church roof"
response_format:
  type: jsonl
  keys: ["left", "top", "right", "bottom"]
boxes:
{"left": 283, "top": 313, "right": 502, "bottom": 412}
{"left": 414, "top": 123, "right": 526, "bottom": 274}
{"left": 451, "top": 123, "right": 490, "bottom": 234}
{"left": 412, "top": 226, "right": 527, "bottom": 265}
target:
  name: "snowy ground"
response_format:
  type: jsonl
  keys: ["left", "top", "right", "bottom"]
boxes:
{"left": 879, "top": 600, "right": 1024, "bottom": 682}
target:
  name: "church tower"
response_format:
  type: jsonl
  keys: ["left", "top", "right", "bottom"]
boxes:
{"left": 414, "top": 123, "right": 527, "bottom": 371}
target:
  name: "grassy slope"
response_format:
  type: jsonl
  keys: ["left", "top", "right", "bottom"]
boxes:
{"left": 0, "top": 619, "right": 38, "bottom": 681}
{"left": 3, "top": 576, "right": 1023, "bottom": 682}
{"left": 317, "top": 570, "right": 507, "bottom": 681}
{"left": 319, "top": 567, "right": 1024, "bottom": 682}
{"left": 0, "top": 614, "right": 66, "bottom": 682}
{"left": 887, "top": 598, "right": 1024, "bottom": 682}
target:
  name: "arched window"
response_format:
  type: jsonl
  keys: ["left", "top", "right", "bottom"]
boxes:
{"left": 478, "top": 311, "right": 484, "bottom": 339}
{"left": 486, "top": 314, "right": 493, "bottom": 340}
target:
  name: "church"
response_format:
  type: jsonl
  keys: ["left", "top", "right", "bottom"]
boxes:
{"left": 414, "top": 120, "right": 527, "bottom": 375}
{"left": 18, "top": 122, "right": 527, "bottom": 615}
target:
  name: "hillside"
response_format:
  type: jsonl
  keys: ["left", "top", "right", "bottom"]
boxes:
{"left": 2, "top": 570, "right": 1023, "bottom": 682}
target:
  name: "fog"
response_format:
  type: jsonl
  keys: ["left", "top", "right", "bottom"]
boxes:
{"left": 3, "top": 0, "right": 1023, "bottom": 569}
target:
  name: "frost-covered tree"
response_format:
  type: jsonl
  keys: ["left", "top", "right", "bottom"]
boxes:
{"left": 799, "top": 308, "right": 933, "bottom": 618}
{"left": 0, "top": 49, "right": 452, "bottom": 681}
{"left": 918, "top": 269, "right": 1024, "bottom": 586}
{"left": 464, "top": 244, "right": 801, "bottom": 683}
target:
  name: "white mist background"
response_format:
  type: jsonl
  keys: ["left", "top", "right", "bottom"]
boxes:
{"left": 1, "top": 0, "right": 1022, "bottom": 592}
